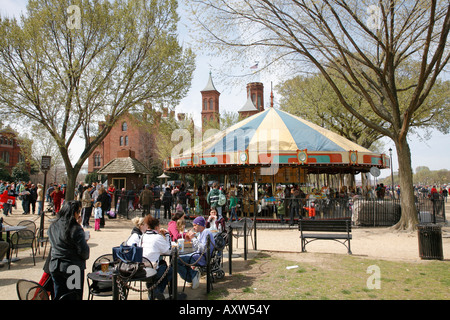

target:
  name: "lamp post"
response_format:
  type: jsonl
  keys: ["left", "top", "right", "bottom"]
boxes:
{"left": 389, "top": 148, "right": 395, "bottom": 199}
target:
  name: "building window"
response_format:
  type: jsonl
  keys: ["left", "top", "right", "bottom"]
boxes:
{"left": 122, "top": 122, "right": 128, "bottom": 131}
{"left": 2, "top": 151, "right": 9, "bottom": 164}
{"left": 209, "top": 98, "right": 213, "bottom": 110}
{"left": 120, "top": 136, "right": 124, "bottom": 146}
{"left": 203, "top": 99, "right": 207, "bottom": 110}
{"left": 125, "top": 136, "right": 129, "bottom": 146}
{"left": 18, "top": 154, "right": 25, "bottom": 163}
{"left": 94, "top": 153, "right": 101, "bottom": 167}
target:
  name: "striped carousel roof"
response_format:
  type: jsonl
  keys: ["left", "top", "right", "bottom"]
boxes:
{"left": 166, "top": 108, "right": 388, "bottom": 172}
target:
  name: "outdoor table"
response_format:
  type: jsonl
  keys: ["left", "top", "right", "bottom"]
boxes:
{"left": 1, "top": 225, "right": 27, "bottom": 262}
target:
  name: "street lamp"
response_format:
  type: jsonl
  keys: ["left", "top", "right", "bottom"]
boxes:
{"left": 389, "top": 148, "right": 395, "bottom": 199}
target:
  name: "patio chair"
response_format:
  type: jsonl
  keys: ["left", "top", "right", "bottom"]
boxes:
{"left": 35, "top": 227, "right": 49, "bottom": 259}
{"left": 87, "top": 254, "right": 115, "bottom": 300}
{"left": 16, "top": 279, "right": 50, "bottom": 300}
{"left": 17, "top": 220, "right": 37, "bottom": 234}
{"left": 232, "top": 218, "right": 254, "bottom": 248}
{"left": 8, "top": 229, "right": 36, "bottom": 269}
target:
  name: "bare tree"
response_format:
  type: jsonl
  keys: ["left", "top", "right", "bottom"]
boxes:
{"left": 187, "top": 0, "right": 450, "bottom": 231}
{"left": 0, "top": 0, "right": 195, "bottom": 199}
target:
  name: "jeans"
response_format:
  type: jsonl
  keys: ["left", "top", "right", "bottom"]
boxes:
{"left": 22, "top": 200, "right": 30, "bottom": 214}
{"left": 154, "top": 208, "right": 161, "bottom": 219}
{"left": 3, "top": 203, "right": 11, "bottom": 216}
{"left": 82, "top": 207, "right": 92, "bottom": 227}
{"left": 37, "top": 201, "right": 43, "bottom": 215}
{"left": 177, "top": 253, "right": 201, "bottom": 282}
{"left": 230, "top": 207, "right": 238, "bottom": 221}
{"left": 148, "top": 262, "right": 172, "bottom": 296}
{"left": 289, "top": 205, "right": 299, "bottom": 224}
{"left": 216, "top": 206, "right": 223, "bottom": 220}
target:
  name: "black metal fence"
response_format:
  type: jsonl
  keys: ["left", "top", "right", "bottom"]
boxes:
{"left": 111, "top": 190, "right": 446, "bottom": 228}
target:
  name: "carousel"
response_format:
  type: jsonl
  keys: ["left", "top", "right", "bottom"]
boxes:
{"left": 164, "top": 107, "right": 389, "bottom": 188}
{"left": 163, "top": 106, "right": 392, "bottom": 225}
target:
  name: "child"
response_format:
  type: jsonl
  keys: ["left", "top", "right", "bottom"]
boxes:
{"left": 206, "top": 208, "right": 218, "bottom": 230}
{"left": 175, "top": 200, "right": 183, "bottom": 213}
{"left": 229, "top": 191, "right": 238, "bottom": 221}
{"left": 93, "top": 201, "right": 102, "bottom": 231}
{"left": 176, "top": 218, "right": 186, "bottom": 235}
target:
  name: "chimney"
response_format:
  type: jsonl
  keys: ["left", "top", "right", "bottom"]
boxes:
{"left": 117, "top": 149, "right": 135, "bottom": 158}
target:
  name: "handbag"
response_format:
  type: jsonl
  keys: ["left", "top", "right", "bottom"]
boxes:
{"left": 112, "top": 243, "right": 143, "bottom": 263}
{"left": 116, "top": 260, "right": 147, "bottom": 279}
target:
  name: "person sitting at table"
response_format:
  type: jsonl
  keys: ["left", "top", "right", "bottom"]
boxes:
{"left": 0, "top": 241, "right": 9, "bottom": 268}
{"left": 47, "top": 200, "right": 89, "bottom": 300}
{"left": 140, "top": 215, "right": 172, "bottom": 300}
{"left": 177, "top": 216, "right": 215, "bottom": 290}
{"left": 126, "top": 217, "right": 147, "bottom": 246}
{"left": 168, "top": 210, "right": 186, "bottom": 242}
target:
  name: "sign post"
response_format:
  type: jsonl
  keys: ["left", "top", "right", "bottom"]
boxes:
{"left": 39, "top": 156, "right": 51, "bottom": 245}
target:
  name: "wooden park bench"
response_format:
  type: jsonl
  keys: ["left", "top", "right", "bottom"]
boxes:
{"left": 298, "top": 219, "right": 352, "bottom": 254}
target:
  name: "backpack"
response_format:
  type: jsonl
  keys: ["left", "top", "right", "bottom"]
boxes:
{"left": 218, "top": 193, "right": 226, "bottom": 206}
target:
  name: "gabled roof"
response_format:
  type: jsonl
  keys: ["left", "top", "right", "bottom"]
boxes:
{"left": 97, "top": 157, "right": 151, "bottom": 175}
{"left": 238, "top": 96, "right": 258, "bottom": 112}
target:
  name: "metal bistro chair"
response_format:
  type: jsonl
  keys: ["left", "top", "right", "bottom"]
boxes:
{"left": 87, "top": 254, "right": 115, "bottom": 300}
{"left": 17, "top": 220, "right": 37, "bottom": 234}
{"left": 8, "top": 229, "right": 36, "bottom": 269}
{"left": 35, "top": 227, "right": 49, "bottom": 259}
{"left": 16, "top": 279, "right": 50, "bottom": 300}
{"left": 232, "top": 218, "right": 254, "bottom": 248}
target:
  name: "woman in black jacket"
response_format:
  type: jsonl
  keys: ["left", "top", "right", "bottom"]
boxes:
{"left": 48, "top": 200, "right": 90, "bottom": 300}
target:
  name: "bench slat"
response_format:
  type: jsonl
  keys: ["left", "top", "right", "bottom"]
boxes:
{"left": 299, "top": 219, "right": 352, "bottom": 254}
{"left": 302, "top": 233, "right": 352, "bottom": 239}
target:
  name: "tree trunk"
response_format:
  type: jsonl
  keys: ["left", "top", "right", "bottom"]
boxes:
{"left": 392, "top": 138, "right": 419, "bottom": 231}
{"left": 64, "top": 167, "right": 80, "bottom": 202}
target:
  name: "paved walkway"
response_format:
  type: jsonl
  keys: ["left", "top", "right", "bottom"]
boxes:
{"left": 1, "top": 201, "right": 448, "bottom": 300}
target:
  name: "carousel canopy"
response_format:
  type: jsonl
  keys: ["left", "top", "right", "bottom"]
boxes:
{"left": 165, "top": 108, "right": 389, "bottom": 174}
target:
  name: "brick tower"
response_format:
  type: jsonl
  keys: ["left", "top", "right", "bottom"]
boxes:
{"left": 201, "top": 72, "right": 220, "bottom": 132}
{"left": 247, "top": 82, "right": 264, "bottom": 112}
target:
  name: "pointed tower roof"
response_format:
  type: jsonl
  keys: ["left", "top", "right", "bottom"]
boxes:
{"left": 201, "top": 71, "right": 219, "bottom": 92}
{"left": 238, "top": 95, "right": 258, "bottom": 112}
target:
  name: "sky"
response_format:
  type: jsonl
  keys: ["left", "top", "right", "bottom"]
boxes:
{"left": 1, "top": 0, "right": 449, "bottom": 179}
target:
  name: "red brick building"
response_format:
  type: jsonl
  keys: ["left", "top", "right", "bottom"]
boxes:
{"left": 88, "top": 73, "right": 268, "bottom": 177}
{"left": 0, "top": 128, "right": 25, "bottom": 173}
{"left": 88, "top": 113, "right": 155, "bottom": 173}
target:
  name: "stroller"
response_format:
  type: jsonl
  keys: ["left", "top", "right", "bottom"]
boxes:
{"left": 207, "top": 231, "right": 228, "bottom": 281}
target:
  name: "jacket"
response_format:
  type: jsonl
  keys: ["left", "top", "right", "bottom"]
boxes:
{"left": 139, "top": 189, "right": 154, "bottom": 206}
{"left": 82, "top": 190, "right": 92, "bottom": 208}
{"left": 207, "top": 188, "right": 221, "bottom": 208}
{"left": 162, "top": 190, "right": 172, "bottom": 205}
{"left": 48, "top": 218, "right": 90, "bottom": 273}
{"left": 140, "top": 230, "right": 171, "bottom": 269}
{"left": 37, "top": 187, "right": 44, "bottom": 202}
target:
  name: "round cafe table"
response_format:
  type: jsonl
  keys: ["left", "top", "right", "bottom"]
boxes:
{"left": 0, "top": 225, "right": 27, "bottom": 263}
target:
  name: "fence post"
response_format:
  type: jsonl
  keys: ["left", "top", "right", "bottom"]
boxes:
{"left": 172, "top": 247, "right": 178, "bottom": 300}
{"left": 228, "top": 225, "right": 233, "bottom": 275}
{"left": 244, "top": 218, "right": 247, "bottom": 261}
{"left": 112, "top": 273, "right": 119, "bottom": 300}
{"left": 206, "top": 236, "right": 212, "bottom": 294}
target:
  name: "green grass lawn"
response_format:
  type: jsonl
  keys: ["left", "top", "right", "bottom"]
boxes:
{"left": 209, "top": 253, "right": 449, "bottom": 300}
